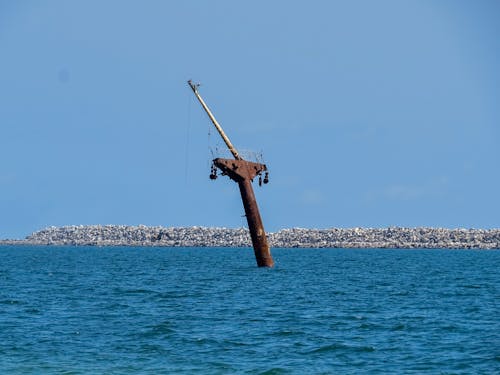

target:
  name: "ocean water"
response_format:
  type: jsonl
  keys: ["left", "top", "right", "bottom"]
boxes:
{"left": 0, "top": 246, "right": 498, "bottom": 374}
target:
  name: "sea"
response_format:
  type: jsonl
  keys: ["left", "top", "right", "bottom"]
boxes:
{"left": 0, "top": 246, "right": 498, "bottom": 374}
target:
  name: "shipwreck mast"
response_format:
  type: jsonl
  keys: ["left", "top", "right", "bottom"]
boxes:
{"left": 188, "top": 80, "right": 274, "bottom": 267}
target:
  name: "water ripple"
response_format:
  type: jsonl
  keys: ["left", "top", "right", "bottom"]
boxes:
{"left": 0, "top": 246, "right": 498, "bottom": 374}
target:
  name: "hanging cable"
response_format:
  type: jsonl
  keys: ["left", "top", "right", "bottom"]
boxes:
{"left": 207, "top": 113, "right": 213, "bottom": 169}
{"left": 184, "top": 91, "right": 192, "bottom": 185}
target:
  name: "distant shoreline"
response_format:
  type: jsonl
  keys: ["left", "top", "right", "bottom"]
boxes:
{"left": 1, "top": 225, "right": 499, "bottom": 249}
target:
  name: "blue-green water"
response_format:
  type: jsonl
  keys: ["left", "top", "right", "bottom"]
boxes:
{"left": 0, "top": 246, "right": 499, "bottom": 374}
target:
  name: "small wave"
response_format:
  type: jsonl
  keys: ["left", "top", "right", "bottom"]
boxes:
{"left": 359, "top": 322, "right": 383, "bottom": 330}
{"left": 24, "top": 307, "right": 40, "bottom": 314}
{"left": 257, "top": 367, "right": 289, "bottom": 375}
{"left": 140, "top": 322, "right": 175, "bottom": 338}
{"left": 189, "top": 336, "right": 221, "bottom": 346}
{"left": 391, "top": 323, "right": 406, "bottom": 331}
{"left": 156, "top": 291, "right": 200, "bottom": 300}
{"left": 1, "top": 299, "right": 22, "bottom": 305}
{"left": 459, "top": 284, "right": 482, "bottom": 289}
{"left": 138, "top": 343, "right": 166, "bottom": 354}
{"left": 271, "top": 329, "right": 304, "bottom": 337}
{"left": 307, "top": 343, "right": 375, "bottom": 354}
{"left": 118, "top": 288, "right": 157, "bottom": 295}
{"left": 439, "top": 324, "right": 460, "bottom": 332}
{"left": 391, "top": 290, "right": 410, "bottom": 296}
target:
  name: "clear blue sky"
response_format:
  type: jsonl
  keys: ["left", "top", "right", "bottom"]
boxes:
{"left": 1, "top": 1, "right": 499, "bottom": 238}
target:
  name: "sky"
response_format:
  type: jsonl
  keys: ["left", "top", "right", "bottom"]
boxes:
{"left": 1, "top": 1, "right": 499, "bottom": 238}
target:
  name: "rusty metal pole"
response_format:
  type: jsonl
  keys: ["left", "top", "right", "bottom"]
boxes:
{"left": 238, "top": 178, "right": 274, "bottom": 267}
{"left": 188, "top": 80, "right": 275, "bottom": 267}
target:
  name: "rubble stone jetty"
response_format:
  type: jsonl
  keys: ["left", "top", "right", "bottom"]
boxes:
{"left": 2, "top": 225, "right": 498, "bottom": 249}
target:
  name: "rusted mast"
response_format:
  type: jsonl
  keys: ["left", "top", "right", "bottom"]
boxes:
{"left": 188, "top": 80, "right": 274, "bottom": 267}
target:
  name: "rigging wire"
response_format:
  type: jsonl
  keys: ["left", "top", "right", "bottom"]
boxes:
{"left": 207, "top": 115, "right": 212, "bottom": 166}
{"left": 184, "top": 91, "right": 192, "bottom": 185}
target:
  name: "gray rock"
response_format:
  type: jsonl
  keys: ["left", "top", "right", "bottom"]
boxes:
{"left": 1, "top": 225, "right": 496, "bottom": 249}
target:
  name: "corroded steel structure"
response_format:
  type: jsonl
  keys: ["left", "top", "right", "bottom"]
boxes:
{"left": 188, "top": 80, "right": 274, "bottom": 267}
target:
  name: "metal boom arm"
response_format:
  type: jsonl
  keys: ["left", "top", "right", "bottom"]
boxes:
{"left": 188, "top": 80, "right": 241, "bottom": 160}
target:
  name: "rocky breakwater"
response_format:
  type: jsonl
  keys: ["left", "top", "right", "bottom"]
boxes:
{"left": 269, "top": 227, "right": 500, "bottom": 249}
{"left": 20, "top": 225, "right": 500, "bottom": 249}
{"left": 24, "top": 225, "right": 252, "bottom": 247}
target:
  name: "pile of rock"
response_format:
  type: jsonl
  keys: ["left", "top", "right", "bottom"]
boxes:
{"left": 24, "top": 225, "right": 252, "bottom": 247}
{"left": 269, "top": 227, "right": 500, "bottom": 249}
{"left": 16, "top": 225, "right": 500, "bottom": 249}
